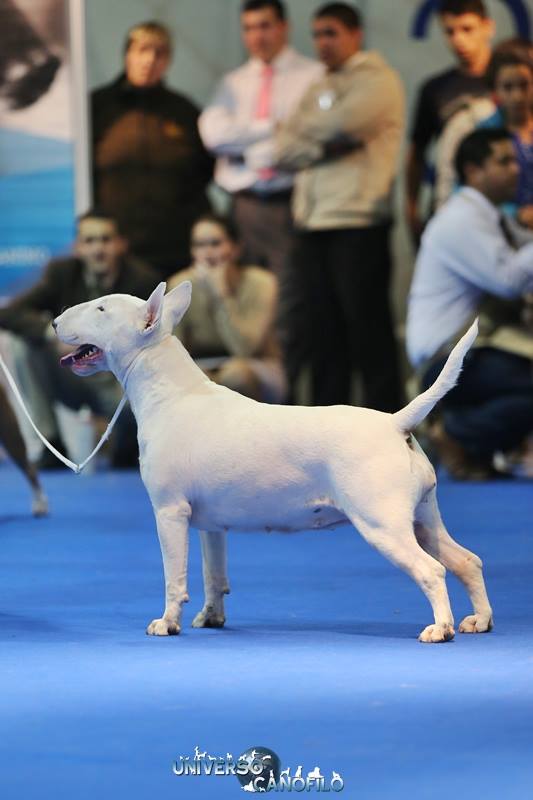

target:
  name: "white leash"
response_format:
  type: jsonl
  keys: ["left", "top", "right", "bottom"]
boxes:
{"left": 0, "top": 352, "right": 127, "bottom": 474}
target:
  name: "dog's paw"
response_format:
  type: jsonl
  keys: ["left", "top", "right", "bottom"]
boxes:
{"left": 458, "top": 614, "right": 493, "bottom": 634}
{"left": 32, "top": 490, "right": 49, "bottom": 517}
{"left": 418, "top": 623, "right": 455, "bottom": 643}
{"left": 192, "top": 606, "right": 225, "bottom": 629}
{"left": 146, "top": 618, "right": 180, "bottom": 636}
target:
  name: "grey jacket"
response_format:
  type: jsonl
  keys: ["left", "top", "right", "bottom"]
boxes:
{"left": 274, "top": 51, "right": 405, "bottom": 230}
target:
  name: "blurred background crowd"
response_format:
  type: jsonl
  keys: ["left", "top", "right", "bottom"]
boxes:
{"left": 0, "top": 0, "right": 532, "bottom": 497}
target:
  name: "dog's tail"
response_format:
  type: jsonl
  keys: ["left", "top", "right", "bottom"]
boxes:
{"left": 393, "top": 319, "right": 478, "bottom": 434}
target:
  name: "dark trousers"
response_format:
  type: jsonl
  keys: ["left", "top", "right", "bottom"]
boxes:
{"left": 232, "top": 191, "right": 293, "bottom": 278}
{"left": 232, "top": 191, "right": 297, "bottom": 387}
{"left": 291, "top": 225, "right": 404, "bottom": 411}
{"left": 423, "top": 347, "right": 533, "bottom": 457}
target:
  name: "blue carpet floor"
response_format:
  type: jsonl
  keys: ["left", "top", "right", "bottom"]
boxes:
{"left": 0, "top": 462, "right": 531, "bottom": 799}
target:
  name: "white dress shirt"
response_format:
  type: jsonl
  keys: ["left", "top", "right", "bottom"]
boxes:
{"left": 199, "top": 47, "right": 323, "bottom": 194}
{"left": 407, "top": 187, "right": 533, "bottom": 367}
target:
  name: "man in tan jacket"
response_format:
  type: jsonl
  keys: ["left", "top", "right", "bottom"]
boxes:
{"left": 273, "top": 2, "right": 405, "bottom": 410}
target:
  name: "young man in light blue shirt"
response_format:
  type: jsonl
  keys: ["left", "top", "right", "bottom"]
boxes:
{"left": 407, "top": 127, "right": 533, "bottom": 479}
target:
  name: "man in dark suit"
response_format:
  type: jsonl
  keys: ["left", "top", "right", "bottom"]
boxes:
{"left": 0, "top": 209, "right": 158, "bottom": 467}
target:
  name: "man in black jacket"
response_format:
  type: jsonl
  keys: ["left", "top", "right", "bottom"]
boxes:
{"left": 91, "top": 21, "right": 213, "bottom": 278}
{"left": 0, "top": 209, "right": 158, "bottom": 467}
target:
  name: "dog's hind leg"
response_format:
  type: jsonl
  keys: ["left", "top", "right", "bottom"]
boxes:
{"left": 345, "top": 500, "right": 455, "bottom": 642}
{"left": 414, "top": 488, "right": 493, "bottom": 634}
{"left": 146, "top": 501, "right": 191, "bottom": 636}
{"left": 192, "top": 531, "right": 230, "bottom": 629}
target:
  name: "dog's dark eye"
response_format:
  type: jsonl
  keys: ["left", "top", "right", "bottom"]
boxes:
{"left": 97, "top": 306, "right": 105, "bottom": 312}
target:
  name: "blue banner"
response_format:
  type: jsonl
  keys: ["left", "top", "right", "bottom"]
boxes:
{"left": 0, "top": 0, "right": 76, "bottom": 298}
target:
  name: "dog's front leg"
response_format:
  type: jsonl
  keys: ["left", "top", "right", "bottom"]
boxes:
{"left": 192, "top": 531, "right": 230, "bottom": 629}
{"left": 146, "top": 501, "right": 191, "bottom": 636}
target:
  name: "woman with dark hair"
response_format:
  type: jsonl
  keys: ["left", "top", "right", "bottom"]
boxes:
{"left": 168, "top": 214, "right": 286, "bottom": 403}
{"left": 479, "top": 49, "right": 533, "bottom": 227}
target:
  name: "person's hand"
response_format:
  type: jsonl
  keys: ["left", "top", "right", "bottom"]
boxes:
{"left": 194, "top": 261, "right": 229, "bottom": 301}
{"left": 517, "top": 205, "right": 533, "bottom": 230}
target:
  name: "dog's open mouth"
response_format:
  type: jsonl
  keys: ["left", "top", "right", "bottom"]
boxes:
{"left": 60, "top": 344, "right": 104, "bottom": 371}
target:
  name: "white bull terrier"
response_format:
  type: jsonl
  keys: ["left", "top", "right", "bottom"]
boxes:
{"left": 53, "top": 282, "right": 493, "bottom": 643}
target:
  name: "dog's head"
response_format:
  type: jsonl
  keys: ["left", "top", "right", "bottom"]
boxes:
{"left": 53, "top": 281, "right": 192, "bottom": 377}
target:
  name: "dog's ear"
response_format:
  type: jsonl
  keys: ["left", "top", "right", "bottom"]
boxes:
{"left": 141, "top": 282, "right": 167, "bottom": 336}
{"left": 163, "top": 280, "right": 192, "bottom": 328}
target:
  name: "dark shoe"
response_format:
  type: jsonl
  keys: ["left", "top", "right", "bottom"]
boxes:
{"left": 428, "top": 422, "right": 494, "bottom": 481}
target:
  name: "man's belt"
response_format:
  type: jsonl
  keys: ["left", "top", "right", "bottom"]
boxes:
{"left": 235, "top": 188, "right": 292, "bottom": 203}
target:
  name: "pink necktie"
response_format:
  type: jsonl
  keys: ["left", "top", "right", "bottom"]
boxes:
{"left": 255, "top": 63, "right": 274, "bottom": 120}
{"left": 255, "top": 64, "right": 275, "bottom": 181}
